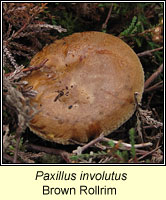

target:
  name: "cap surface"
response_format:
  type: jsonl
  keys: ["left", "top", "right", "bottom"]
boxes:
{"left": 24, "top": 31, "right": 144, "bottom": 144}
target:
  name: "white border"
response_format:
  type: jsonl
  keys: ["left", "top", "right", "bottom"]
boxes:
{"left": 1, "top": 1, "right": 165, "bottom": 166}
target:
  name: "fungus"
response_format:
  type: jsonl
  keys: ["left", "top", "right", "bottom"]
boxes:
{"left": 23, "top": 31, "right": 144, "bottom": 144}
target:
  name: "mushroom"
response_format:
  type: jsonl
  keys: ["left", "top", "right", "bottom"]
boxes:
{"left": 23, "top": 31, "right": 144, "bottom": 144}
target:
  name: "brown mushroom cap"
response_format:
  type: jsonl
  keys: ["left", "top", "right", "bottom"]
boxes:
{"left": 24, "top": 31, "right": 144, "bottom": 144}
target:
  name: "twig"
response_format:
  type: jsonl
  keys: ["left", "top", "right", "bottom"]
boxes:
{"left": 28, "top": 24, "right": 67, "bottom": 33}
{"left": 119, "top": 27, "right": 155, "bottom": 39}
{"left": 134, "top": 92, "right": 144, "bottom": 142}
{"left": 152, "top": 108, "right": 161, "bottom": 122}
{"left": 3, "top": 153, "right": 22, "bottom": 163}
{"left": 144, "top": 81, "right": 163, "bottom": 93}
{"left": 73, "top": 133, "right": 152, "bottom": 155}
{"left": 146, "top": 93, "right": 154, "bottom": 108}
{"left": 9, "top": 22, "right": 29, "bottom": 42}
{"left": 13, "top": 126, "right": 22, "bottom": 163}
{"left": 5, "top": 58, "right": 48, "bottom": 78}
{"left": 3, "top": 125, "right": 9, "bottom": 151}
{"left": 7, "top": 4, "right": 46, "bottom": 42}
{"left": 27, "top": 144, "right": 71, "bottom": 163}
{"left": 18, "top": 151, "right": 45, "bottom": 164}
{"left": 3, "top": 45, "right": 19, "bottom": 69}
{"left": 102, "top": 137, "right": 152, "bottom": 150}
{"left": 137, "top": 145, "right": 161, "bottom": 161}
{"left": 137, "top": 46, "right": 163, "bottom": 57}
{"left": 22, "top": 58, "right": 48, "bottom": 73}
{"left": 144, "top": 63, "right": 163, "bottom": 89}
{"left": 102, "top": 3, "right": 113, "bottom": 30}
{"left": 73, "top": 133, "right": 105, "bottom": 155}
